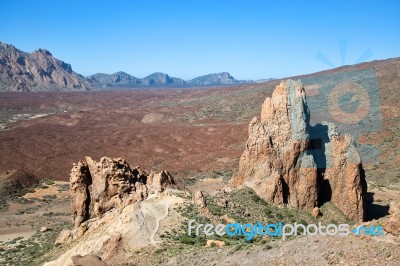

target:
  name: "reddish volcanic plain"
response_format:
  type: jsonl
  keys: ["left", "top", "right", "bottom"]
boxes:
{"left": 0, "top": 84, "right": 275, "bottom": 182}
{"left": 0, "top": 58, "right": 399, "bottom": 190}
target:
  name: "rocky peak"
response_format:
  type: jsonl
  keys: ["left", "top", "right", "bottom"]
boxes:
{"left": 0, "top": 41, "right": 90, "bottom": 91}
{"left": 142, "top": 72, "right": 186, "bottom": 86}
{"left": 218, "top": 72, "right": 234, "bottom": 79}
{"left": 231, "top": 80, "right": 366, "bottom": 223}
{"left": 187, "top": 72, "right": 239, "bottom": 86}
{"left": 88, "top": 71, "right": 141, "bottom": 87}
{"left": 33, "top": 48, "right": 52, "bottom": 56}
{"left": 0, "top": 42, "right": 16, "bottom": 52}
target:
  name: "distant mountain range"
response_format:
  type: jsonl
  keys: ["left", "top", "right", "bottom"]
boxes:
{"left": 88, "top": 71, "right": 250, "bottom": 88}
{"left": 88, "top": 71, "right": 187, "bottom": 88}
{"left": 0, "top": 41, "right": 266, "bottom": 92}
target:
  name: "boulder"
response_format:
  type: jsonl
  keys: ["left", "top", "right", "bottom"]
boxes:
{"left": 384, "top": 201, "right": 400, "bottom": 235}
{"left": 71, "top": 255, "right": 107, "bottom": 266}
{"left": 193, "top": 190, "right": 207, "bottom": 208}
{"left": 205, "top": 240, "right": 226, "bottom": 247}
{"left": 312, "top": 207, "right": 322, "bottom": 218}
{"left": 148, "top": 170, "right": 175, "bottom": 193}
{"left": 54, "top": 229, "right": 72, "bottom": 245}
{"left": 101, "top": 233, "right": 122, "bottom": 260}
{"left": 40, "top": 226, "right": 49, "bottom": 233}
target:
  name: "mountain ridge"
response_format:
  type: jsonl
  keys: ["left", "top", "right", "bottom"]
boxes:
{"left": 0, "top": 42, "right": 91, "bottom": 92}
{"left": 0, "top": 42, "right": 251, "bottom": 91}
{"left": 1, "top": 41, "right": 399, "bottom": 91}
{"left": 88, "top": 71, "right": 248, "bottom": 88}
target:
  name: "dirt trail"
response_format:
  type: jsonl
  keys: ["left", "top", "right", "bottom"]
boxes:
{"left": 44, "top": 191, "right": 185, "bottom": 266}
{"left": 141, "top": 194, "right": 182, "bottom": 248}
{"left": 151, "top": 203, "right": 170, "bottom": 248}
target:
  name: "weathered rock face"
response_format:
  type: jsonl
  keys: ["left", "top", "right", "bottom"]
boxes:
{"left": 70, "top": 156, "right": 175, "bottom": 229}
{"left": 231, "top": 80, "right": 366, "bottom": 223}
{"left": 148, "top": 170, "right": 175, "bottom": 194}
{"left": 47, "top": 192, "right": 185, "bottom": 266}
{"left": 0, "top": 42, "right": 91, "bottom": 92}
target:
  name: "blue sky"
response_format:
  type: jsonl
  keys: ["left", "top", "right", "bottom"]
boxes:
{"left": 0, "top": 0, "right": 399, "bottom": 80}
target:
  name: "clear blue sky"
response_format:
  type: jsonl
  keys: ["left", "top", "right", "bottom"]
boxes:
{"left": 0, "top": 0, "right": 399, "bottom": 80}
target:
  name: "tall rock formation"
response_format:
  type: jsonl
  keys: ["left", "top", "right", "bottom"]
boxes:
{"left": 0, "top": 42, "right": 91, "bottom": 92}
{"left": 70, "top": 156, "right": 175, "bottom": 231}
{"left": 231, "top": 80, "right": 366, "bottom": 223}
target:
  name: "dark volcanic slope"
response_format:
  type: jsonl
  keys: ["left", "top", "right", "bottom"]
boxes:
{"left": 0, "top": 58, "right": 398, "bottom": 191}
{"left": 0, "top": 42, "right": 91, "bottom": 92}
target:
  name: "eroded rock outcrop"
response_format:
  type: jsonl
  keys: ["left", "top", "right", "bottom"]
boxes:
{"left": 70, "top": 156, "right": 175, "bottom": 230}
{"left": 384, "top": 201, "right": 400, "bottom": 235}
{"left": 47, "top": 190, "right": 185, "bottom": 266}
{"left": 194, "top": 190, "right": 207, "bottom": 208}
{"left": 231, "top": 80, "right": 366, "bottom": 223}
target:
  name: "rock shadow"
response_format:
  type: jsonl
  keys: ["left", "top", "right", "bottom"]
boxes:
{"left": 364, "top": 191, "right": 390, "bottom": 221}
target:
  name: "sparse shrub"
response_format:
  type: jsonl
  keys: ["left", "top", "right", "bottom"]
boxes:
{"left": 178, "top": 235, "right": 195, "bottom": 245}
{"left": 42, "top": 178, "right": 55, "bottom": 186}
{"left": 154, "top": 248, "right": 167, "bottom": 254}
{"left": 57, "top": 184, "right": 69, "bottom": 192}
{"left": 229, "top": 243, "right": 245, "bottom": 254}
{"left": 263, "top": 244, "right": 272, "bottom": 250}
{"left": 251, "top": 194, "right": 261, "bottom": 202}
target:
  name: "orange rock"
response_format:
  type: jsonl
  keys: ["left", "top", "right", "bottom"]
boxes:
{"left": 70, "top": 157, "right": 175, "bottom": 231}
{"left": 205, "top": 240, "right": 225, "bottom": 247}
{"left": 384, "top": 201, "right": 400, "bottom": 235}
{"left": 312, "top": 207, "right": 322, "bottom": 218}
{"left": 231, "top": 80, "right": 366, "bottom": 223}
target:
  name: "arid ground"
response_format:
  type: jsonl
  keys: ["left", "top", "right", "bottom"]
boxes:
{"left": 0, "top": 59, "right": 399, "bottom": 189}
{"left": 0, "top": 58, "right": 399, "bottom": 265}
{"left": 0, "top": 83, "right": 275, "bottom": 182}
